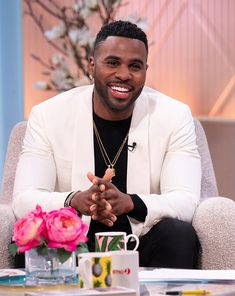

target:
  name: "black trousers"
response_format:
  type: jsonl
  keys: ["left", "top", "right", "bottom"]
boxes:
{"left": 15, "top": 218, "right": 200, "bottom": 269}
{"left": 128, "top": 218, "right": 200, "bottom": 268}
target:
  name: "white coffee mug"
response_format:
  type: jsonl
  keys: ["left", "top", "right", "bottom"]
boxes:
{"left": 95, "top": 231, "right": 139, "bottom": 252}
{"left": 109, "top": 250, "right": 139, "bottom": 296}
{"left": 77, "top": 252, "right": 112, "bottom": 289}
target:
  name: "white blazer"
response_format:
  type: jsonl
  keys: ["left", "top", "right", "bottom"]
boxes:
{"left": 13, "top": 85, "right": 201, "bottom": 237}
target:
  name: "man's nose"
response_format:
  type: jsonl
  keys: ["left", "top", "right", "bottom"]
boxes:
{"left": 115, "top": 65, "right": 131, "bottom": 81}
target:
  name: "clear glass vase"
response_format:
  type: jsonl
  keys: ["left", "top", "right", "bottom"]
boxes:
{"left": 25, "top": 248, "right": 76, "bottom": 285}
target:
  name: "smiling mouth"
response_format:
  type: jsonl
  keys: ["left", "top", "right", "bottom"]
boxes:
{"left": 110, "top": 85, "right": 130, "bottom": 93}
{"left": 109, "top": 85, "right": 132, "bottom": 99}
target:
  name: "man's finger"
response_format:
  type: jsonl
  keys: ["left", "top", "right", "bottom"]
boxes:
{"left": 105, "top": 201, "right": 112, "bottom": 211}
{"left": 91, "top": 192, "right": 97, "bottom": 202}
{"left": 91, "top": 215, "right": 114, "bottom": 227}
{"left": 91, "top": 207, "right": 116, "bottom": 221}
{"left": 87, "top": 172, "right": 101, "bottom": 186}
{"left": 99, "top": 184, "right": 105, "bottom": 192}
{"left": 87, "top": 171, "right": 95, "bottom": 183}
{"left": 91, "top": 212, "right": 117, "bottom": 226}
{"left": 90, "top": 204, "right": 97, "bottom": 213}
{"left": 87, "top": 168, "right": 113, "bottom": 187}
{"left": 103, "top": 168, "right": 113, "bottom": 181}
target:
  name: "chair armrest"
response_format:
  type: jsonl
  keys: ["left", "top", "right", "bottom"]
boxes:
{"left": 192, "top": 197, "right": 235, "bottom": 269}
{"left": 0, "top": 204, "right": 16, "bottom": 268}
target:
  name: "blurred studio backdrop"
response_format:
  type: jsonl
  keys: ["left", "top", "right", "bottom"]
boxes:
{"left": 0, "top": 0, "right": 235, "bottom": 199}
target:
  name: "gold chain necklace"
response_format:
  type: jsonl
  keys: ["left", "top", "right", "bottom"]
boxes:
{"left": 93, "top": 121, "right": 129, "bottom": 179}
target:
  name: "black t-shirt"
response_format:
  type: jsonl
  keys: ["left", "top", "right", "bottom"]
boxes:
{"left": 87, "top": 112, "right": 147, "bottom": 251}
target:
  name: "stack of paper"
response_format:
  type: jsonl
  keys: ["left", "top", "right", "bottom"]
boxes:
{"left": 139, "top": 268, "right": 235, "bottom": 283}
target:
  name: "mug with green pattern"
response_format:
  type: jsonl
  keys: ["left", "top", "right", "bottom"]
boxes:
{"left": 95, "top": 231, "right": 139, "bottom": 252}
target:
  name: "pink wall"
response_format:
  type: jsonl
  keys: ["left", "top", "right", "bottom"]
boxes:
{"left": 23, "top": 0, "right": 235, "bottom": 118}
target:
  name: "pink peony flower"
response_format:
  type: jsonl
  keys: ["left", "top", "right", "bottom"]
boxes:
{"left": 44, "top": 207, "right": 88, "bottom": 252}
{"left": 12, "top": 205, "right": 46, "bottom": 252}
{"left": 11, "top": 205, "right": 88, "bottom": 262}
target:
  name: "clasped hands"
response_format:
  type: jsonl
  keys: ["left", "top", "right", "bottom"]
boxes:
{"left": 70, "top": 168, "right": 134, "bottom": 227}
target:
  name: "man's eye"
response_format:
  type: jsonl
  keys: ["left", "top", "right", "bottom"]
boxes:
{"left": 130, "top": 63, "right": 142, "bottom": 70}
{"left": 107, "top": 60, "right": 118, "bottom": 66}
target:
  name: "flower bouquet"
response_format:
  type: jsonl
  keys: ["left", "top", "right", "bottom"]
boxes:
{"left": 9, "top": 205, "right": 88, "bottom": 284}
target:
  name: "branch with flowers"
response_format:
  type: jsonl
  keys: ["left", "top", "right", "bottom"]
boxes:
{"left": 9, "top": 205, "right": 88, "bottom": 264}
{"left": 24, "top": 0, "right": 147, "bottom": 92}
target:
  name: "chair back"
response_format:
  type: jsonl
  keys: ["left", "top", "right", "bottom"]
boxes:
{"left": 194, "top": 118, "right": 218, "bottom": 198}
{"left": 1, "top": 121, "right": 27, "bottom": 203}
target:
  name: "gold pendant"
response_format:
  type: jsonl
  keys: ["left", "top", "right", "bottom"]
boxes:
{"left": 108, "top": 165, "right": 115, "bottom": 177}
{"left": 111, "top": 167, "right": 116, "bottom": 177}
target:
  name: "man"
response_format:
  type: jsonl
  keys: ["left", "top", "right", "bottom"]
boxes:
{"left": 13, "top": 20, "right": 201, "bottom": 268}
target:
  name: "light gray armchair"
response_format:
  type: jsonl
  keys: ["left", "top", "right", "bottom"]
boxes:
{"left": 192, "top": 119, "right": 235, "bottom": 268}
{"left": 0, "top": 121, "right": 26, "bottom": 268}
{"left": 0, "top": 120, "right": 235, "bottom": 269}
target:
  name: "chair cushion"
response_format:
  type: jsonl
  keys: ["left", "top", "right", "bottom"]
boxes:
{"left": 0, "top": 204, "right": 16, "bottom": 268}
{"left": 193, "top": 196, "right": 235, "bottom": 269}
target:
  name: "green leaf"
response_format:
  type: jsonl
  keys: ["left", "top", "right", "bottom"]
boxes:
{"left": 108, "top": 235, "right": 123, "bottom": 251}
{"left": 95, "top": 237, "right": 101, "bottom": 252}
{"left": 9, "top": 243, "right": 18, "bottom": 256}
{"left": 57, "top": 248, "right": 72, "bottom": 264}
{"left": 101, "top": 236, "right": 108, "bottom": 252}
{"left": 76, "top": 242, "right": 89, "bottom": 254}
{"left": 118, "top": 241, "right": 125, "bottom": 250}
{"left": 79, "top": 242, "right": 88, "bottom": 249}
{"left": 36, "top": 245, "right": 48, "bottom": 256}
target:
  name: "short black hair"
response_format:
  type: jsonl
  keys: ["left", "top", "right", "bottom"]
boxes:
{"left": 94, "top": 20, "right": 148, "bottom": 53}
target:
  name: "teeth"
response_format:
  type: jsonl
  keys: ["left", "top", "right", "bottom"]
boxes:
{"left": 111, "top": 86, "right": 129, "bottom": 92}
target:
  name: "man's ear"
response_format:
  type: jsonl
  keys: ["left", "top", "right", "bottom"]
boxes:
{"left": 89, "top": 56, "right": 95, "bottom": 78}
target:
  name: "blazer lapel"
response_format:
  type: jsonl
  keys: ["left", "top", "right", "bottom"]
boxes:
{"left": 127, "top": 93, "right": 150, "bottom": 194}
{"left": 71, "top": 86, "right": 95, "bottom": 191}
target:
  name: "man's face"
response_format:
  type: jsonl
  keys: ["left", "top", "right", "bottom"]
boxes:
{"left": 90, "top": 36, "right": 148, "bottom": 120}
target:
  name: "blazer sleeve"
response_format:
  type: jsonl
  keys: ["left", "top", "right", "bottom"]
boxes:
{"left": 12, "top": 106, "right": 70, "bottom": 219}
{"left": 129, "top": 107, "right": 201, "bottom": 237}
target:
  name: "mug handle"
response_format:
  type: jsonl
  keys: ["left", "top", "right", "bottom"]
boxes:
{"left": 77, "top": 258, "right": 92, "bottom": 288}
{"left": 125, "top": 234, "right": 139, "bottom": 251}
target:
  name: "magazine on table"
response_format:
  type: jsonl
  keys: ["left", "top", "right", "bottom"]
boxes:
{"left": 24, "top": 286, "right": 136, "bottom": 296}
